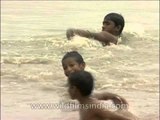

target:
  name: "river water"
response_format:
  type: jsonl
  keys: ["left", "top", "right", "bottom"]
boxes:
{"left": 1, "top": 1, "right": 159, "bottom": 120}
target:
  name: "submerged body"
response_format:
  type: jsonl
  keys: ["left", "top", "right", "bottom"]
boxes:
{"left": 66, "top": 13, "right": 125, "bottom": 46}
{"left": 68, "top": 71, "right": 138, "bottom": 120}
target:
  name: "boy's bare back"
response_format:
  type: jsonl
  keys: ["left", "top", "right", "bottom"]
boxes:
{"left": 78, "top": 97, "right": 134, "bottom": 120}
{"left": 68, "top": 71, "right": 137, "bottom": 120}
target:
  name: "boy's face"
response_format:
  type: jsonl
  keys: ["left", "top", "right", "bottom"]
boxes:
{"left": 62, "top": 57, "right": 85, "bottom": 77}
{"left": 102, "top": 19, "right": 119, "bottom": 35}
{"left": 68, "top": 84, "right": 76, "bottom": 99}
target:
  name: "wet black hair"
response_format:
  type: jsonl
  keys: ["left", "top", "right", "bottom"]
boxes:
{"left": 104, "top": 13, "right": 125, "bottom": 35}
{"left": 68, "top": 71, "right": 94, "bottom": 96}
{"left": 62, "top": 51, "right": 85, "bottom": 64}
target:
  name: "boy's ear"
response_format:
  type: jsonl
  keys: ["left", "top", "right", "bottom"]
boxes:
{"left": 72, "top": 86, "right": 77, "bottom": 91}
{"left": 73, "top": 86, "right": 80, "bottom": 96}
{"left": 116, "top": 25, "right": 121, "bottom": 32}
{"left": 80, "top": 63, "right": 86, "bottom": 69}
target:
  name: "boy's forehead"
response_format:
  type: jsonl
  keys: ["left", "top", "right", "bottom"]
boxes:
{"left": 105, "top": 15, "right": 111, "bottom": 19}
{"left": 62, "top": 57, "right": 77, "bottom": 64}
{"left": 103, "top": 19, "right": 114, "bottom": 24}
{"left": 103, "top": 17, "right": 112, "bottom": 22}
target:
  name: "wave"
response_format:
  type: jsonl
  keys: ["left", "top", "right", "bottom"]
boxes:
{"left": 1, "top": 57, "right": 53, "bottom": 64}
{"left": 1, "top": 31, "right": 158, "bottom": 65}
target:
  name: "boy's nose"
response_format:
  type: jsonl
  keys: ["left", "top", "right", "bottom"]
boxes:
{"left": 66, "top": 67, "right": 73, "bottom": 73}
{"left": 66, "top": 67, "right": 74, "bottom": 76}
{"left": 102, "top": 25, "right": 105, "bottom": 31}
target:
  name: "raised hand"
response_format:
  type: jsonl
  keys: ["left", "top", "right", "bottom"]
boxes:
{"left": 111, "top": 95, "right": 129, "bottom": 110}
{"left": 66, "top": 28, "right": 75, "bottom": 40}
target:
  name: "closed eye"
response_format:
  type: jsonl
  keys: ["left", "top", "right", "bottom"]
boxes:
{"left": 63, "top": 66, "right": 67, "bottom": 70}
{"left": 69, "top": 64, "right": 75, "bottom": 67}
{"left": 103, "top": 21, "right": 110, "bottom": 25}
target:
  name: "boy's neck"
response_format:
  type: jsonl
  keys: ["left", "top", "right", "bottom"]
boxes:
{"left": 77, "top": 95, "right": 93, "bottom": 104}
{"left": 112, "top": 32, "right": 119, "bottom": 37}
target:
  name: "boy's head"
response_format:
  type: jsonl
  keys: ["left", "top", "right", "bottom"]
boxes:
{"left": 62, "top": 51, "right": 85, "bottom": 77}
{"left": 102, "top": 13, "right": 125, "bottom": 36}
{"left": 68, "top": 71, "right": 94, "bottom": 99}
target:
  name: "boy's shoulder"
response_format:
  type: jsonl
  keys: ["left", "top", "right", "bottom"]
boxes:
{"left": 79, "top": 101, "right": 103, "bottom": 120}
{"left": 95, "top": 31, "right": 118, "bottom": 45}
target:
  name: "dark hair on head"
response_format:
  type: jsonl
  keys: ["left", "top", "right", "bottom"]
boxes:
{"left": 62, "top": 51, "right": 85, "bottom": 64}
{"left": 104, "top": 13, "right": 125, "bottom": 35}
{"left": 68, "top": 71, "right": 94, "bottom": 96}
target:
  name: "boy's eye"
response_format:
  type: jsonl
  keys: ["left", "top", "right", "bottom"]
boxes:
{"left": 63, "top": 66, "right": 67, "bottom": 70}
{"left": 70, "top": 86, "right": 74, "bottom": 89}
{"left": 103, "top": 21, "right": 110, "bottom": 25}
{"left": 62, "top": 65, "right": 67, "bottom": 70}
{"left": 70, "top": 64, "right": 75, "bottom": 67}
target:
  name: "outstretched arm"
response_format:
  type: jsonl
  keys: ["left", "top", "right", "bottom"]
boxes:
{"left": 93, "top": 92, "right": 129, "bottom": 110}
{"left": 66, "top": 28, "right": 92, "bottom": 40}
{"left": 66, "top": 28, "right": 118, "bottom": 45}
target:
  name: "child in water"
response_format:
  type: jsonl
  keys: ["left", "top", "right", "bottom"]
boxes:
{"left": 61, "top": 51, "right": 128, "bottom": 108}
{"left": 66, "top": 13, "right": 125, "bottom": 46}
{"left": 61, "top": 51, "right": 138, "bottom": 119}
{"left": 68, "top": 71, "right": 136, "bottom": 120}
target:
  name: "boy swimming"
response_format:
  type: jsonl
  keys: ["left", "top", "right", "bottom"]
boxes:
{"left": 68, "top": 71, "right": 136, "bottom": 120}
{"left": 66, "top": 13, "right": 125, "bottom": 46}
{"left": 62, "top": 51, "right": 128, "bottom": 108}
